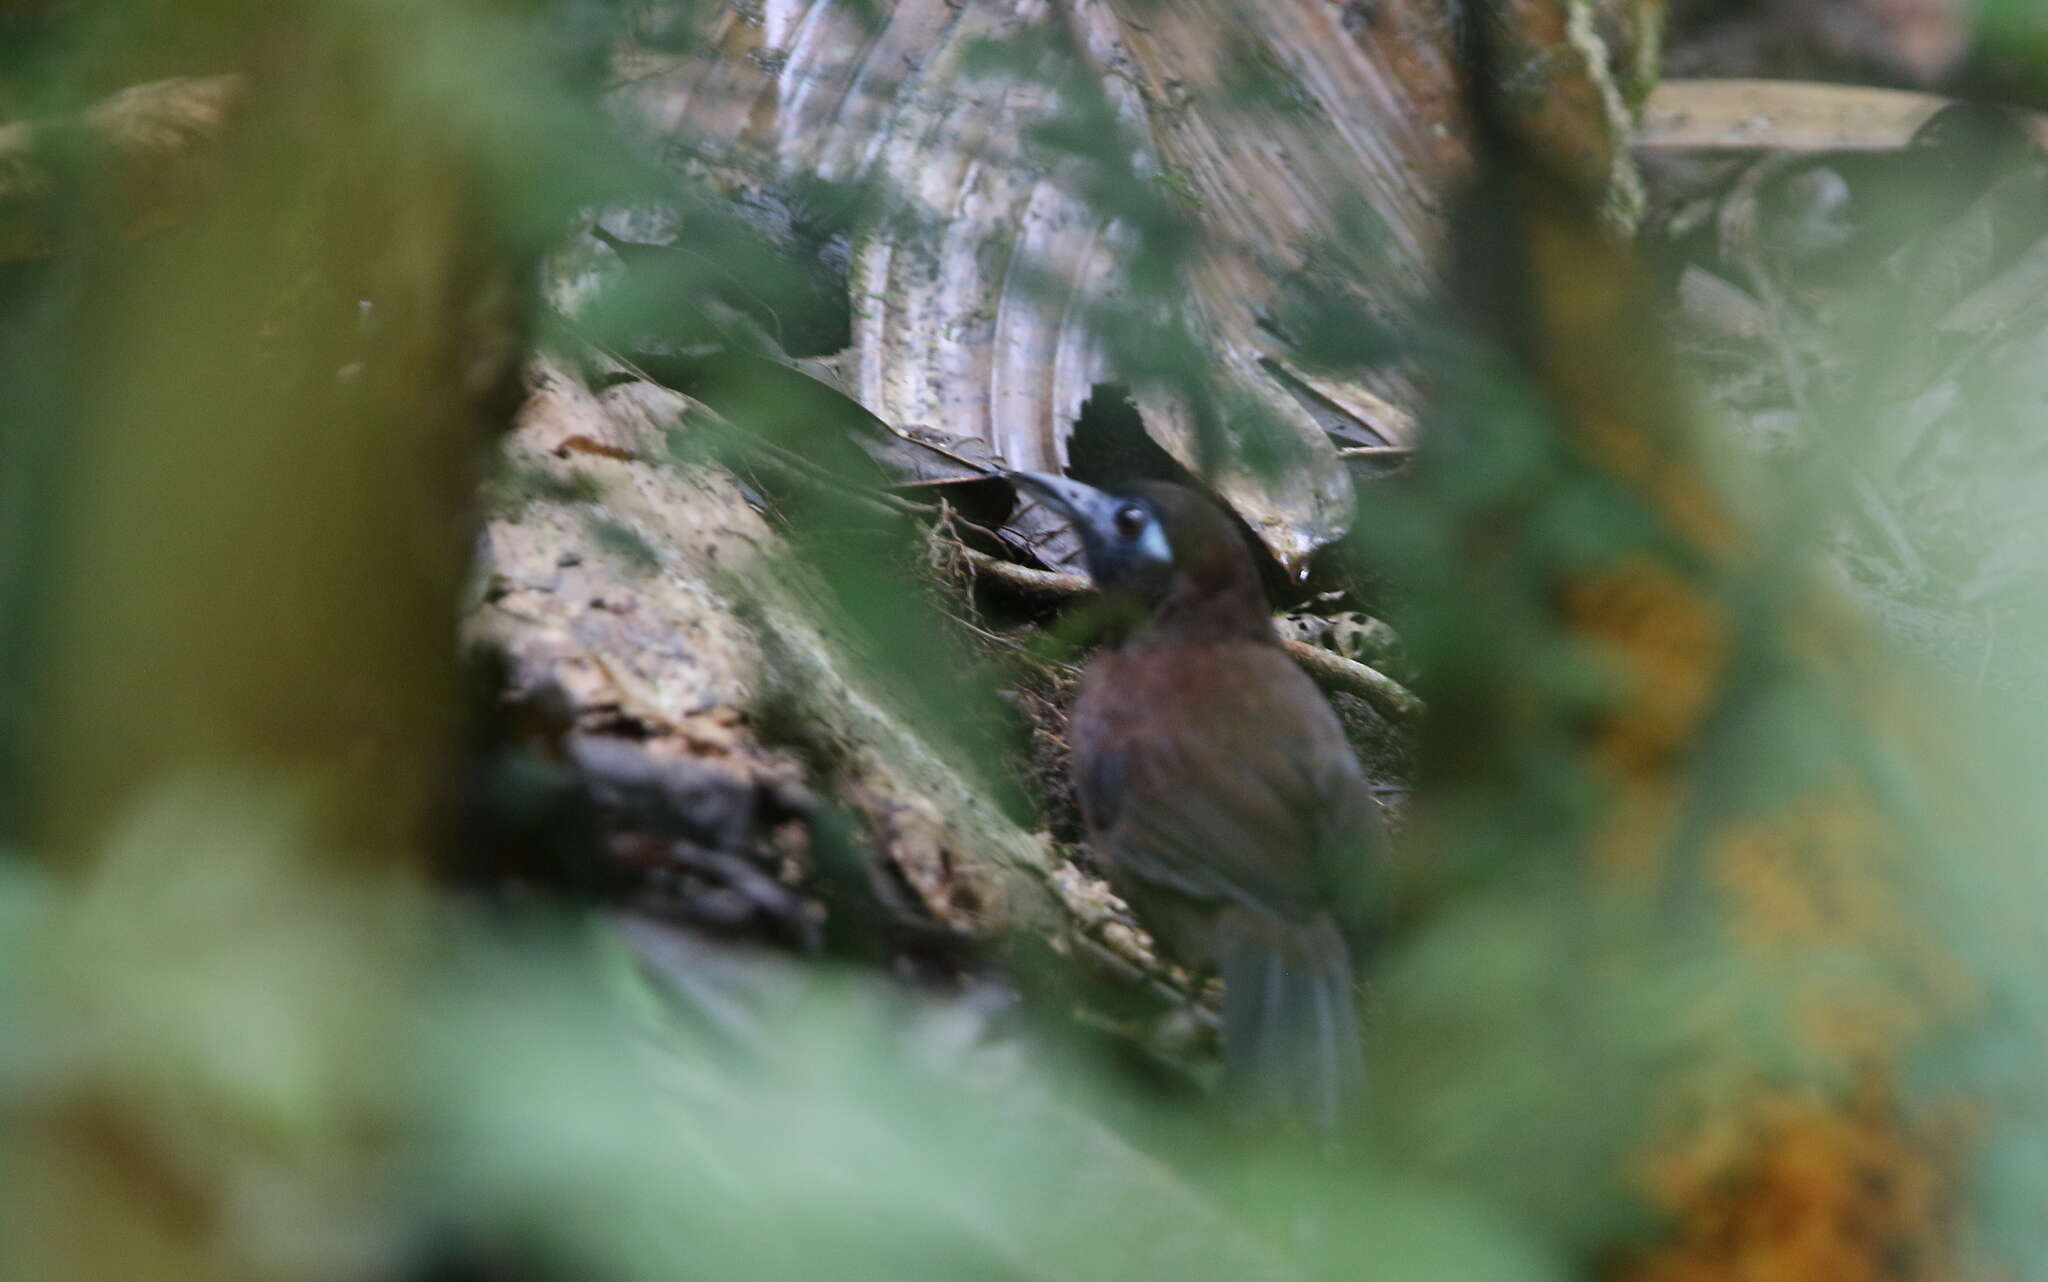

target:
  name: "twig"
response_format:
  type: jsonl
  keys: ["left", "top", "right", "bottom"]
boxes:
{"left": 1641, "top": 79, "right": 2048, "bottom": 152}
{"left": 1279, "top": 632, "right": 1425, "bottom": 724}
{"left": 954, "top": 543, "right": 1092, "bottom": 600}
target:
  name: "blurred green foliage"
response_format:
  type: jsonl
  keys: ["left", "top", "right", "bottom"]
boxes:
{"left": 5, "top": 3, "right": 2048, "bottom": 1282}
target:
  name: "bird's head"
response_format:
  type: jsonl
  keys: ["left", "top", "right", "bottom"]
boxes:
{"left": 1009, "top": 473, "right": 1271, "bottom": 640}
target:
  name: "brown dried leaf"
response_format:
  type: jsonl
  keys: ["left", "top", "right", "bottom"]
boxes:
{"left": 611, "top": 0, "right": 1484, "bottom": 570}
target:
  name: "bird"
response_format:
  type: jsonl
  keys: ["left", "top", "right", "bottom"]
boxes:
{"left": 1010, "top": 472, "right": 1384, "bottom": 1129}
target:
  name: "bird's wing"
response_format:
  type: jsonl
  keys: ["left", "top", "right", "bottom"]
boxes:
{"left": 1283, "top": 717, "right": 1386, "bottom": 924}
{"left": 1077, "top": 648, "right": 1378, "bottom": 921}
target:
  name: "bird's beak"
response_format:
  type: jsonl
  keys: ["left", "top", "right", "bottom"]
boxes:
{"left": 1008, "top": 470, "right": 1119, "bottom": 534}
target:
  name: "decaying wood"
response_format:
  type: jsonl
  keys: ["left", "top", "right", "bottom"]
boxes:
{"left": 472, "top": 356, "right": 1195, "bottom": 999}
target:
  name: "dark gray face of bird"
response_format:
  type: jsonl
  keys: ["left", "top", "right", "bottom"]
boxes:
{"left": 1010, "top": 473, "right": 1176, "bottom": 605}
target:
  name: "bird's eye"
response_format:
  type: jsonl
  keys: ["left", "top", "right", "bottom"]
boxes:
{"left": 1112, "top": 504, "right": 1148, "bottom": 539}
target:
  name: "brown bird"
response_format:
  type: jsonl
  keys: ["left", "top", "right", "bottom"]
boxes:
{"left": 1012, "top": 473, "right": 1383, "bottom": 1128}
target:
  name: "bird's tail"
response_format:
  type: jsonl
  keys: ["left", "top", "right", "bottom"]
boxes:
{"left": 1215, "top": 908, "right": 1364, "bottom": 1131}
